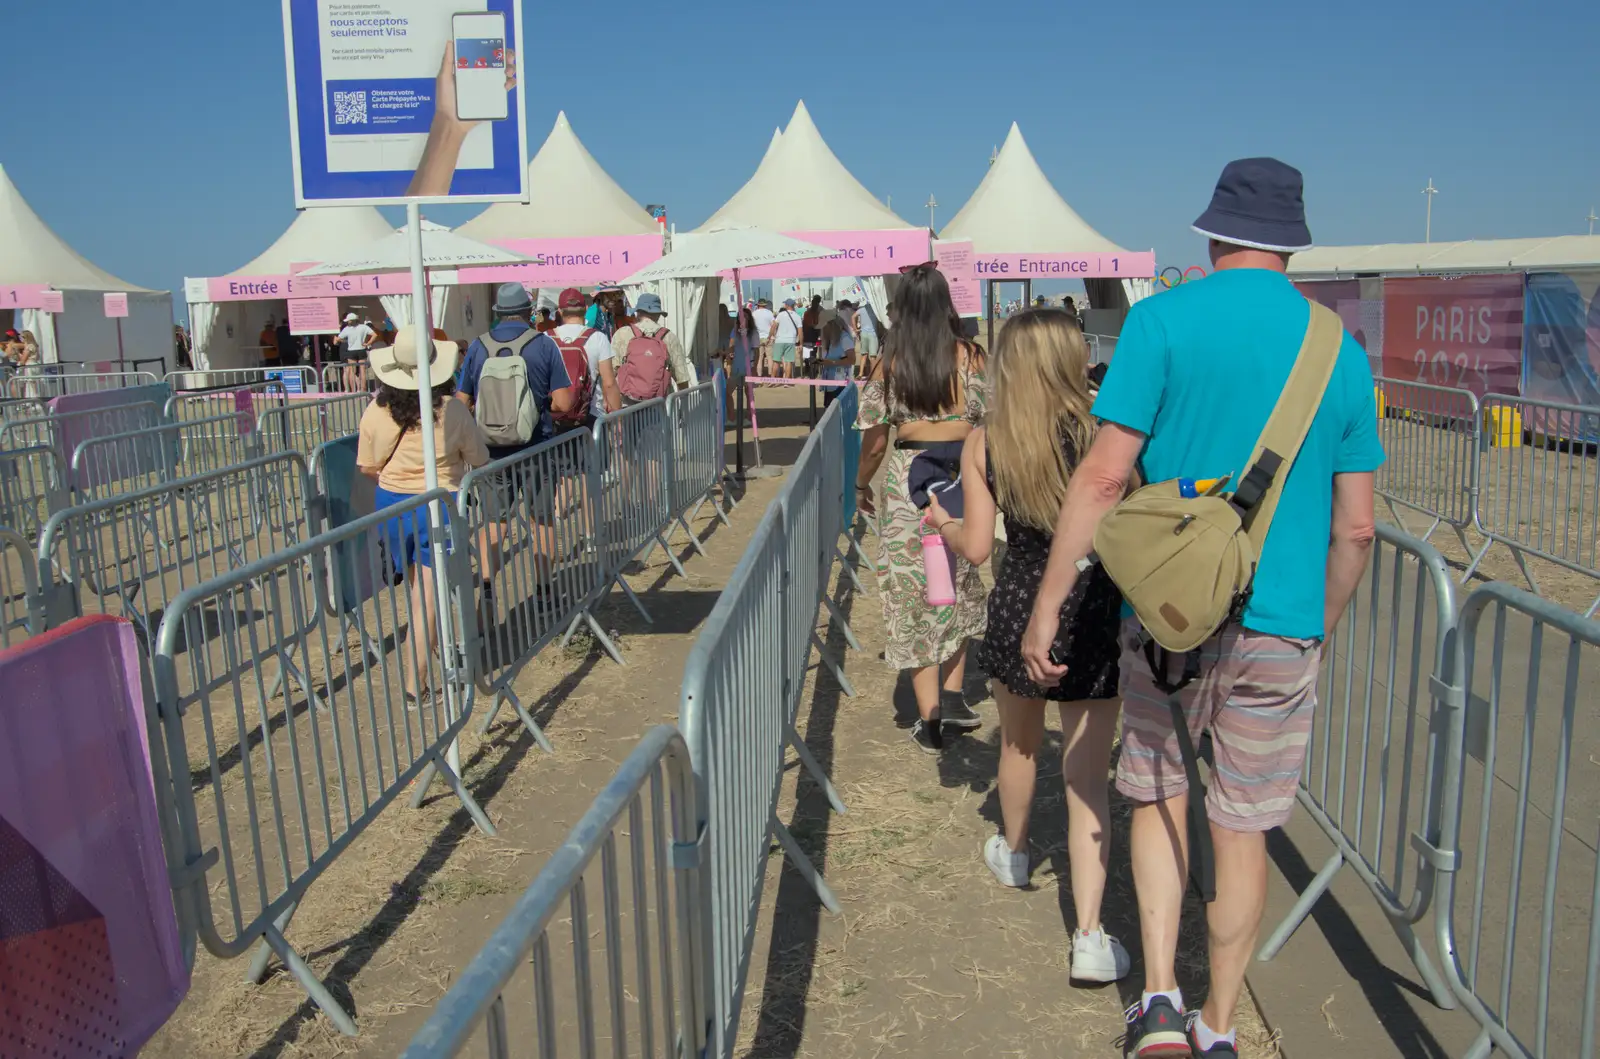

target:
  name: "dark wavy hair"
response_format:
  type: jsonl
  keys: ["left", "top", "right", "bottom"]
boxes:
{"left": 376, "top": 378, "right": 455, "bottom": 435}
{"left": 881, "top": 264, "right": 968, "bottom": 417}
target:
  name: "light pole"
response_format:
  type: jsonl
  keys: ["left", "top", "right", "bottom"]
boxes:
{"left": 1423, "top": 178, "right": 1438, "bottom": 242}
{"left": 1589, "top": 208, "right": 1598, "bottom": 236}
{"left": 925, "top": 194, "right": 938, "bottom": 232}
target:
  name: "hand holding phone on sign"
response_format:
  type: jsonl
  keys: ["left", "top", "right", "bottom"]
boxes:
{"left": 406, "top": 17, "right": 518, "bottom": 198}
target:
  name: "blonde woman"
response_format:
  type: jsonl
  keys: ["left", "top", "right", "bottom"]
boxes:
{"left": 927, "top": 310, "right": 1129, "bottom": 984}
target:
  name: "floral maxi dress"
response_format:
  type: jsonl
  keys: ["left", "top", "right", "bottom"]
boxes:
{"left": 855, "top": 371, "right": 989, "bottom": 670}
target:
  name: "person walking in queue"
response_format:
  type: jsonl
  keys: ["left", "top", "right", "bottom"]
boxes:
{"left": 275, "top": 317, "right": 298, "bottom": 367}
{"left": 816, "top": 317, "right": 855, "bottom": 410}
{"left": 854, "top": 264, "right": 987, "bottom": 753}
{"left": 259, "top": 318, "right": 279, "bottom": 367}
{"left": 925, "top": 310, "right": 1130, "bottom": 983}
{"left": 751, "top": 298, "right": 776, "bottom": 377}
{"left": 339, "top": 313, "right": 376, "bottom": 391}
{"left": 1020, "top": 158, "right": 1383, "bottom": 1057}
{"left": 356, "top": 328, "right": 490, "bottom": 705}
{"left": 551, "top": 287, "right": 621, "bottom": 430}
{"left": 854, "top": 298, "right": 881, "bottom": 379}
{"left": 769, "top": 297, "right": 803, "bottom": 381}
{"left": 611, "top": 292, "right": 692, "bottom": 404}
{"left": 455, "top": 282, "right": 576, "bottom": 596}
{"left": 801, "top": 294, "right": 826, "bottom": 377}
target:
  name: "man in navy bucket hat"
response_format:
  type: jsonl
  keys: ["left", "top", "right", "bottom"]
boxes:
{"left": 1020, "top": 158, "right": 1384, "bottom": 1057}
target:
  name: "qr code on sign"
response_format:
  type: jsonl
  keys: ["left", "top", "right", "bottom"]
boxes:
{"left": 332, "top": 90, "right": 367, "bottom": 126}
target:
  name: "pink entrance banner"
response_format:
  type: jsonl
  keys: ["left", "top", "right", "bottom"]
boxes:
{"left": 459, "top": 234, "right": 665, "bottom": 288}
{"left": 203, "top": 272, "right": 412, "bottom": 302}
{"left": 972, "top": 251, "right": 1156, "bottom": 280}
{"left": 729, "top": 229, "right": 932, "bottom": 281}
{"left": 0, "top": 284, "right": 50, "bottom": 310}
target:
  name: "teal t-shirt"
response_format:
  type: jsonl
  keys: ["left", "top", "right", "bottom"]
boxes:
{"left": 1092, "top": 268, "right": 1385, "bottom": 640}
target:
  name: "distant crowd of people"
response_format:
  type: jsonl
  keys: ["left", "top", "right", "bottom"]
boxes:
{"left": 852, "top": 158, "right": 1382, "bottom": 1058}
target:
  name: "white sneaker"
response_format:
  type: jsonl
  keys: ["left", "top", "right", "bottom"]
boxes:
{"left": 1071, "top": 928, "right": 1131, "bottom": 983}
{"left": 983, "top": 834, "right": 1029, "bottom": 888}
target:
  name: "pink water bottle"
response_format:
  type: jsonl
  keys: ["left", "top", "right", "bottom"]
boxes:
{"left": 921, "top": 532, "right": 957, "bottom": 606}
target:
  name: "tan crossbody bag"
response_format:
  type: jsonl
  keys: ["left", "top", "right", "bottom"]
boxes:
{"left": 1094, "top": 301, "right": 1345, "bottom": 654}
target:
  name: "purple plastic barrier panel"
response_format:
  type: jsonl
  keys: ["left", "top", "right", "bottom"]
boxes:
{"left": 49, "top": 386, "right": 171, "bottom": 490}
{"left": 0, "top": 615, "right": 189, "bottom": 1056}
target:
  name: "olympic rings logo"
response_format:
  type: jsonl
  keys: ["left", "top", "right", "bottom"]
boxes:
{"left": 1158, "top": 265, "right": 1209, "bottom": 289}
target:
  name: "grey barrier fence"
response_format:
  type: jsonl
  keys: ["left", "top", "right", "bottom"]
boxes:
{"left": 151, "top": 488, "right": 496, "bottom": 1036}
{"left": 457, "top": 428, "right": 615, "bottom": 747}
{"left": 1257, "top": 523, "right": 1461, "bottom": 1008}
{"left": 1375, "top": 378, "right": 1486, "bottom": 562}
{"left": 680, "top": 396, "right": 853, "bottom": 1058}
{"left": 320, "top": 360, "right": 375, "bottom": 394}
{"left": 5, "top": 369, "right": 160, "bottom": 399}
{"left": 1476, "top": 394, "right": 1600, "bottom": 613}
{"left": 0, "top": 395, "right": 45, "bottom": 422}
{"left": 0, "top": 399, "right": 165, "bottom": 457}
{"left": 592, "top": 398, "right": 675, "bottom": 611}
{"left": 167, "top": 366, "right": 316, "bottom": 393}
{"left": 69, "top": 414, "right": 253, "bottom": 502}
{"left": 255, "top": 392, "right": 371, "bottom": 457}
{"left": 398, "top": 725, "right": 708, "bottom": 1059}
{"left": 666, "top": 380, "right": 732, "bottom": 541}
{"left": 0, "top": 443, "right": 64, "bottom": 540}
{"left": 1432, "top": 583, "right": 1600, "bottom": 1057}
{"left": 0, "top": 525, "right": 40, "bottom": 647}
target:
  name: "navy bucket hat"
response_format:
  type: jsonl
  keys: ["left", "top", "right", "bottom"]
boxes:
{"left": 1192, "top": 157, "right": 1314, "bottom": 253}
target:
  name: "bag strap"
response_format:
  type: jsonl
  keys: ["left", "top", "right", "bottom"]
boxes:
{"left": 490, "top": 328, "right": 540, "bottom": 358}
{"left": 1232, "top": 301, "right": 1344, "bottom": 552}
{"left": 1143, "top": 641, "right": 1215, "bottom": 903}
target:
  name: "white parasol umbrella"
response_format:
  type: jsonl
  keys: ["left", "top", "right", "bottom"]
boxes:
{"left": 623, "top": 227, "right": 838, "bottom": 478}
{"left": 297, "top": 223, "right": 531, "bottom": 276}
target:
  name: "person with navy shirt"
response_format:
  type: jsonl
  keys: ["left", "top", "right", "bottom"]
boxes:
{"left": 1020, "top": 158, "right": 1384, "bottom": 1059}
{"left": 456, "top": 282, "right": 574, "bottom": 459}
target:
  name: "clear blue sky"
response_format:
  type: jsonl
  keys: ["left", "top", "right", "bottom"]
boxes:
{"left": 4, "top": 0, "right": 1596, "bottom": 317}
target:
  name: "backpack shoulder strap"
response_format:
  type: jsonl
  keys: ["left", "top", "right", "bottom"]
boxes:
{"left": 493, "top": 328, "right": 540, "bottom": 357}
{"left": 1235, "top": 301, "right": 1345, "bottom": 551}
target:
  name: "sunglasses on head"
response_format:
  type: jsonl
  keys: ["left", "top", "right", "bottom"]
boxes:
{"left": 897, "top": 260, "right": 939, "bottom": 275}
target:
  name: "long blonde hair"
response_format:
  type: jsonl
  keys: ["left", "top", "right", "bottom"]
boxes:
{"left": 987, "top": 310, "right": 1098, "bottom": 530}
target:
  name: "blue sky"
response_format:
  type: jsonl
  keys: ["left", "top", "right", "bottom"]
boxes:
{"left": 4, "top": 0, "right": 1596, "bottom": 315}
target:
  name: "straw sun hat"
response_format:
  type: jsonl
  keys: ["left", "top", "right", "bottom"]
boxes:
{"left": 368, "top": 327, "right": 459, "bottom": 391}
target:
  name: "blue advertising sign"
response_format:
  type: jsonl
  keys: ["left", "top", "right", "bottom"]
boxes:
{"left": 280, "top": 0, "right": 528, "bottom": 206}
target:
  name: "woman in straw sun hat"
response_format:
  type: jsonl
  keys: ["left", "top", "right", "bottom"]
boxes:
{"left": 357, "top": 327, "right": 490, "bottom": 706}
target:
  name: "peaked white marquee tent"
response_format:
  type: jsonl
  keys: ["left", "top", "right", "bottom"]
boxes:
{"left": 941, "top": 122, "right": 1153, "bottom": 330}
{"left": 1, "top": 163, "right": 174, "bottom": 370}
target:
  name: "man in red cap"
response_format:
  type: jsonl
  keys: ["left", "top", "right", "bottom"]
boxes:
{"left": 551, "top": 288, "right": 622, "bottom": 430}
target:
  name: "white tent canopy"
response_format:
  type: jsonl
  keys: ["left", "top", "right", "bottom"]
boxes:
{"left": 1289, "top": 235, "right": 1600, "bottom": 278}
{"left": 458, "top": 112, "right": 658, "bottom": 240}
{"left": 941, "top": 122, "right": 1127, "bottom": 255}
{"left": 697, "top": 101, "right": 914, "bottom": 232}
{"left": 230, "top": 206, "right": 395, "bottom": 277}
{"left": 0, "top": 163, "right": 172, "bottom": 369}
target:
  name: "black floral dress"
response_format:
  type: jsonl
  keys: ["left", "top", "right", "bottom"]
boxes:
{"left": 977, "top": 438, "right": 1122, "bottom": 702}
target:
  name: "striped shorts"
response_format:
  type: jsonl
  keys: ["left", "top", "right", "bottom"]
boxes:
{"left": 1115, "top": 620, "right": 1320, "bottom": 832}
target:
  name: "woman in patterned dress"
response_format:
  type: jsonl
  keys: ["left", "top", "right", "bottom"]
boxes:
{"left": 854, "top": 265, "right": 989, "bottom": 754}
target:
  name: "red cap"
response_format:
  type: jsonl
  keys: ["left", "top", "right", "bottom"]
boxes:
{"left": 558, "top": 288, "right": 587, "bottom": 310}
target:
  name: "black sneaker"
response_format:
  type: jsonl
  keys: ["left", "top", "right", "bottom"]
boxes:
{"left": 908, "top": 713, "right": 943, "bottom": 754}
{"left": 1123, "top": 997, "right": 1191, "bottom": 1057}
{"left": 940, "top": 691, "right": 982, "bottom": 733}
{"left": 1186, "top": 1015, "right": 1237, "bottom": 1058}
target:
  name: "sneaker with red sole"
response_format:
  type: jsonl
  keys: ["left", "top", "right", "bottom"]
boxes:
{"left": 1123, "top": 996, "right": 1192, "bottom": 1057}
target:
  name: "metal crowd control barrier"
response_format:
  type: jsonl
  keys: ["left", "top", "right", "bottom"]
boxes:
{"left": 592, "top": 399, "right": 673, "bottom": 614}
{"left": 398, "top": 726, "right": 707, "bottom": 1059}
{"left": 167, "top": 366, "right": 315, "bottom": 393}
{"left": 0, "top": 395, "right": 45, "bottom": 422}
{"left": 255, "top": 392, "right": 370, "bottom": 457}
{"left": 5, "top": 369, "right": 160, "bottom": 399}
{"left": 69, "top": 415, "right": 252, "bottom": 502}
{"left": 0, "top": 525, "right": 40, "bottom": 647}
{"left": 320, "top": 359, "right": 374, "bottom": 394}
{"left": 1429, "top": 583, "right": 1600, "bottom": 1057}
{"left": 1374, "top": 378, "right": 1488, "bottom": 570}
{"left": 1257, "top": 523, "right": 1460, "bottom": 1008}
{"left": 1476, "top": 394, "right": 1600, "bottom": 613}
{"left": 664, "top": 380, "right": 731, "bottom": 545}
{"left": 0, "top": 399, "right": 164, "bottom": 458}
{"left": 36, "top": 453, "right": 319, "bottom": 650}
{"left": 0, "top": 443, "right": 65, "bottom": 539}
{"left": 151, "top": 489, "right": 495, "bottom": 1036}
{"left": 458, "top": 428, "right": 615, "bottom": 746}
{"left": 679, "top": 397, "right": 852, "bottom": 1058}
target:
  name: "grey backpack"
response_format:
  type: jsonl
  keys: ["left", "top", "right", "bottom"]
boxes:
{"left": 475, "top": 329, "right": 540, "bottom": 446}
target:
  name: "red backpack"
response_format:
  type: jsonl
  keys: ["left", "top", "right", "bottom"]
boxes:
{"left": 551, "top": 327, "right": 595, "bottom": 423}
{"left": 616, "top": 325, "right": 675, "bottom": 402}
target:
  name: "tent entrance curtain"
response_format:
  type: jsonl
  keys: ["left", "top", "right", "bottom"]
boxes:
{"left": 379, "top": 285, "right": 453, "bottom": 335}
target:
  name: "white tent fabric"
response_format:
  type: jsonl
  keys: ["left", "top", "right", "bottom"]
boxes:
{"left": 1289, "top": 235, "right": 1600, "bottom": 277}
{"left": 297, "top": 223, "right": 529, "bottom": 276}
{"left": 623, "top": 228, "right": 840, "bottom": 284}
{"left": 229, "top": 207, "right": 395, "bottom": 277}
{"left": 458, "top": 112, "right": 658, "bottom": 240}
{"left": 696, "top": 101, "right": 914, "bottom": 232}
{"left": 0, "top": 164, "right": 156, "bottom": 291}
{"left": 940, "top": 122, "right": 1127, "bottom": 255}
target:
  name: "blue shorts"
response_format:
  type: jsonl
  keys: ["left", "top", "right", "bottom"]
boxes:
{"left": 374, "top": 486, "right": 455, "bottom": 572}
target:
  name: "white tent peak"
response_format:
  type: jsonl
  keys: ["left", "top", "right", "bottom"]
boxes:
{"left": 696, "top": 101, "right": 914, "bottom": 232}
{"left": 940, "top": 122, "right": 1128, "bottom": 255}
{"left": 458, "top": 112, "right": 657, "bottom": 240}
{"left": 0, "top": 163, "right": 156, "bottom": 290}
{"left": 229, "top": 206, "right": 394, "bottom": 277}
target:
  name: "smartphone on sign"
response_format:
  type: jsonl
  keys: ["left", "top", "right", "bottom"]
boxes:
{"left": 451, "top": 12, "right": 509, "bottom": 123}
